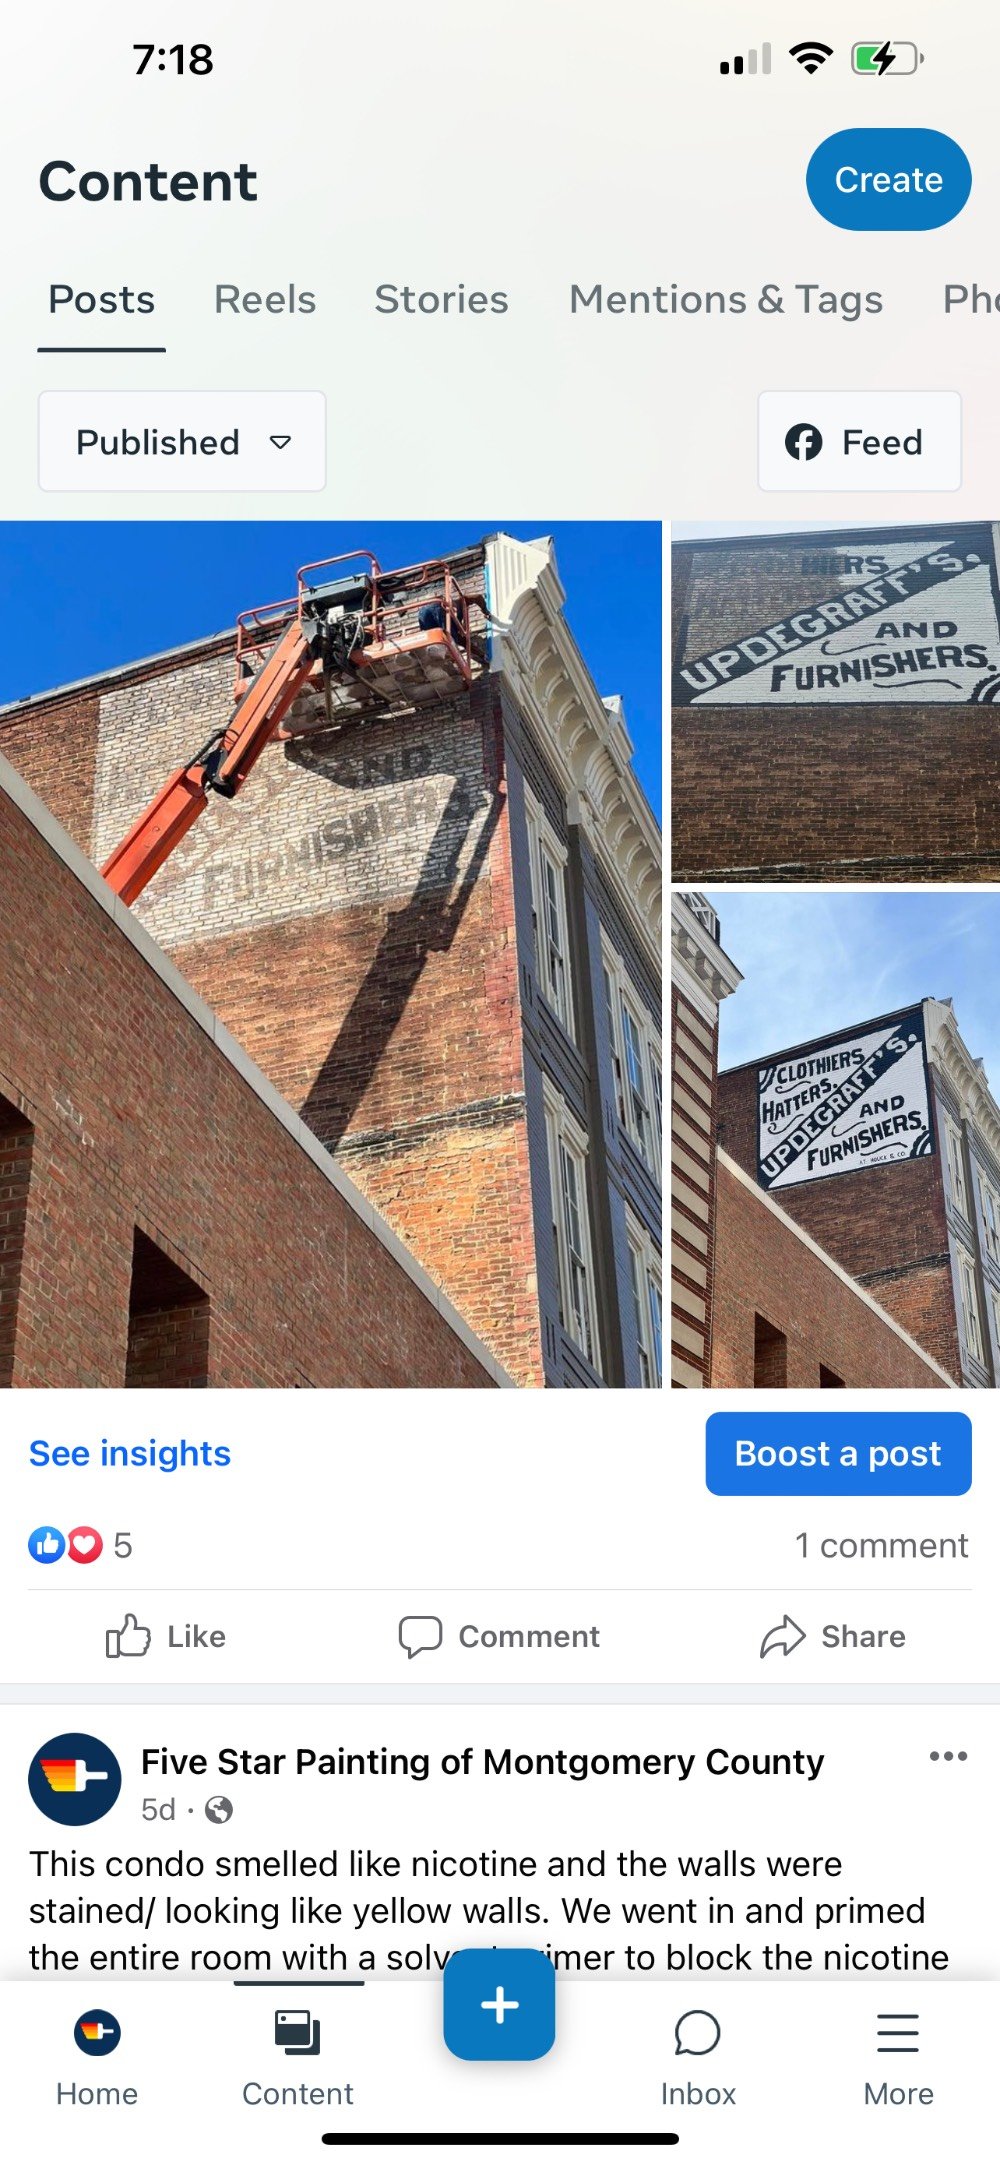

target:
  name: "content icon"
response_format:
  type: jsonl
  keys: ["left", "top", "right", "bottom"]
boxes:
{"left": 275, "top": 2009, "right": 321, "bottom": 2055}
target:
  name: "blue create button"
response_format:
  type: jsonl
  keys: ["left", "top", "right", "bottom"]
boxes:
{"left": 706, "top": 1413, "right": 972, "bottom": 1496}
{"left": 807, "top": 129, "right": 971, "bottom": 230}
{"left": 444, "top": 1949, "right": 556, "bottom": 2061}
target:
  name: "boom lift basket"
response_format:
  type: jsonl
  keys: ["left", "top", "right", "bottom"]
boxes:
{"left": 237, "top": 552, "right": 478, "bottom": 735}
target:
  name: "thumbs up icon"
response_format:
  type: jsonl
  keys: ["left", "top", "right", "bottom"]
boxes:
{"left": 28, "top": 1526, "right": 66, "bottom": 1564}
{"left": 105, "top": 1615, "right": 152, "bottom": 1659}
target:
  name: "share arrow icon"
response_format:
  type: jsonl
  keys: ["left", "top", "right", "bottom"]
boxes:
{"left": 270, "top": 434, "right": 291, "bottom": 449}
{"left": 759, "top": 1614, "right": 806, "bottom": 1660}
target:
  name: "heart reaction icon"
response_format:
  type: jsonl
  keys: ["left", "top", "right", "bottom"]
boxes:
{"left": 67, "top": 1527, "right": 103, "bottom": 1565}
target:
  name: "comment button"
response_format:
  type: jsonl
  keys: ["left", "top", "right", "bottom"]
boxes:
{"left": 38, "top": 390, "right": 325, "bottom": 490}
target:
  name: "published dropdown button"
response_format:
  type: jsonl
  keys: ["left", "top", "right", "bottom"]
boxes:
{"left": 39, "top": 392, "right": 325, "bottom": 491}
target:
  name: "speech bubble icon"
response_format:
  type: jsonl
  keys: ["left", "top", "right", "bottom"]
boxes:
{"left": 674, "top": 2009, "right": 721, "bottom": 2057}
{"left": 399, "top": 1614, "right": 444, "bottom": 1660}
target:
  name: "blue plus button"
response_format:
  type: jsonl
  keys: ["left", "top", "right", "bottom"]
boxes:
{"left": 443, "top": 1949, "right": 556, "bottom": 2061}
{"left": 807, "top": 129, "right": 972, "bottom": 229}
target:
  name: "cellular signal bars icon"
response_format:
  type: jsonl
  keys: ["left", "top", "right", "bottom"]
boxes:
{"left": 720, "top": 44, "right": 771, "bottom": 77}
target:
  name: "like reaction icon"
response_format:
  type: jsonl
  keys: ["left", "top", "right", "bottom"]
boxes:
{"left": 28, "top": 1526, "right": 66, "bottom": 1564}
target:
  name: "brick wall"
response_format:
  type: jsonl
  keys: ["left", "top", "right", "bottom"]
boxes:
{"left": 711, "top": 1156, "right": 949, "bottom": 1389}
{"left": 672, "top": 532, "right": 1000, "bottom": 880}
{"left": 0, "top": 688, "right": 101, "bottom": 854}
{"left": 671, "top": 985, "right": 718, "bottom": 1385}
{"left": 0, "top": 1097, "right": 33, "bottom": 1386}
{"left": 0, "top": 771, "right": 502, "bottom": 1390}
{"left": 717, "top": 1064, "right": 962, "bottom": 1379}
{"left": 0, "top": 567, "right": 543, "bottom": 1385}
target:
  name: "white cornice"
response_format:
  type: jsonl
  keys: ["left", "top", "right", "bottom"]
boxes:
{"left": 924, "top": 996, "right": 1000, "bottom": 1161}
{"left": 486, "top": 534, "right": 662, "bottom": 974}
{"left": 670, "top": 894, "right": 742, "bottom": 1023}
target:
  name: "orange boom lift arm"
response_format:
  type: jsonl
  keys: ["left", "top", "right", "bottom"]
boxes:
{"left": 101, "top": 614, "right": 320, "bottom": 906}
{"left": 100, "top": 551, "right": 476, "bottom": 907}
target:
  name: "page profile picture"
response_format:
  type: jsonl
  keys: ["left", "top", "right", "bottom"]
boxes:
{"left": 29, "top": 1732, "right": 122, "bottom": 1824}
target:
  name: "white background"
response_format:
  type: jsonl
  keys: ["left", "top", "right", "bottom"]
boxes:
{"left": 1, "top": 2, "right": 999, "bottom": 517}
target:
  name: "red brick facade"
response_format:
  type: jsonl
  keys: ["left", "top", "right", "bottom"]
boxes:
{"left": 711, "top": 1156, "right": 950, "bottom": 1389}
{"left": 670, "top": 985, "right": 719, "bottom": 1384}
{"left": 672, "top": 528, "right": 1000, "bottom": 881}
{"left": 0, "top": 772, "right": 501, "bottom": 1390}
{"left": 0, "top": 567, "right": 544, "bottom": 1385}
{"left": 716, "top": 1064, "right": 962, "bottom": 1381}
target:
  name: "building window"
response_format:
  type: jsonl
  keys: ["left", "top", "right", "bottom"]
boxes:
{"left": 621, "top": 1000, "right": 652, "bottom": 1160}
{"left": 603, "top": 966, "right": 628, "bottom": 1126}
{"left": 126, "top": 1229, "right": 210, "bottom": 1388}
{"left": 0, "top": 1093, "right": 34, "bottom": 1388}
{"left": 544, "top": 1091, "right": 599, "bottom": 1371}
{"left": 946, "top": 1118, "right": 968, "bottom": 1217}
{"left": 650, "top": 1052, "right": 663, "bottom": 1158}
{"left": 628, "top": 1221, "right": 663, "bottom": 1388}
{"left": 819, "top": 1363, "right": 845, "bottom": 1388}
{"left": 958, "top": 1250, "right": 983, "bottom": 1365}
{"left": 524, "top": 789, "right": 573, "bottom": 1036}
{"left": 602, "top": 942, "right": 662, "bottom": 1179}
{"left": 753, "top": 1314, "right": 787, "bottom": 1388}
{"left": 980, "top": 1173, "right": 1000, "bottom": 1263}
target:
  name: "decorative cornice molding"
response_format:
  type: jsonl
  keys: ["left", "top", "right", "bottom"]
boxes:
{"left": 670, "top": 894, "right": 743, "bottom": 1022}
{"left": 925, "top": 996, "right": 1000, "bottom": 1161}
{"left": 486, "top": 533, "right": 662, "bottom": 975}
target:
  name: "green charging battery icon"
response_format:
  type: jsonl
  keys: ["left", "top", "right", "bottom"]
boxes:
{"left": 852, "top": 40, "right": 924, "bottom": 74}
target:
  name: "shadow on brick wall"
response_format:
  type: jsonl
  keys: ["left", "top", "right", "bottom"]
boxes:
{"left": 300, "top": 774, "right": 503, "bottom": 1147}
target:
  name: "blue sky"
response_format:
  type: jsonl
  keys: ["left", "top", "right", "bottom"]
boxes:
{"left": 0, "top": 521, "right": 661, "bottom": 817}
{"left": 708, "top": 888, "right": 1000, "bottom": 1092}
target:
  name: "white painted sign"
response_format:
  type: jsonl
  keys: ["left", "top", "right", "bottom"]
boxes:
{"left": 757, "top": 1007, "right": 933, "bottom": 1192}
{"left": 676, "top": 531, "right": 1000, "bottom": 705}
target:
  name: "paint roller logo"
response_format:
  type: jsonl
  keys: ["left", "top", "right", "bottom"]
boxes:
{"left": 29, "top": 1732, "right": 122, "bottom": 1824}
{"left": 40, "top": 1757, "right": 110, "bottom": 1794}
{"left": 75, "top": 2009, "right": 121, "bottom": 2057}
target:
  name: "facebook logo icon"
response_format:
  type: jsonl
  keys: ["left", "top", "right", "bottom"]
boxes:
{"left": 784, "top": 421, "right": 823, "bottom": 461}
{"left": 443, "top": 1949, "right": 556, "bottom": 2061}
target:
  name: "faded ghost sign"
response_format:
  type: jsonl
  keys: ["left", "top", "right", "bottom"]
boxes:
{"left": 675, "top": 530, "right": 1000, "bottom": 704}
{"left": 757, "top": 1007, "right": 933, "bottom": 1192}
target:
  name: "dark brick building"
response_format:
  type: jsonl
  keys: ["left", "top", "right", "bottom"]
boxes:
{"left": 718, "top": 999, "right": 1000, "bottom": 1388}
{"left": 672, "top": 523, "right": 1000, "bottom": 881}
{"left": 671, "top": 896, "right": 956, "bottom": 1391}
{"left": 0, "top": 533, "right": 661, "bottom": 1389}
{"left": 711, "top": 1153, "right": 953, "bottom": 1390}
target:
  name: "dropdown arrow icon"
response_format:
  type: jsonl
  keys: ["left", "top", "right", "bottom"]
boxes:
{"left": 270, "top": 434, "right": 291, "bottom": 450}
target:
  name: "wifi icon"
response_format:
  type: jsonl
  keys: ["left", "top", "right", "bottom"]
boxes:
{"left": 789, "top": 40, "right": 834, "bottom": 73}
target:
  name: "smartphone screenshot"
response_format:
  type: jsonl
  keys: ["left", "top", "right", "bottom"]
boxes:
{"left": 0, "top": 4, "right": 995, "bottom": 2157}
